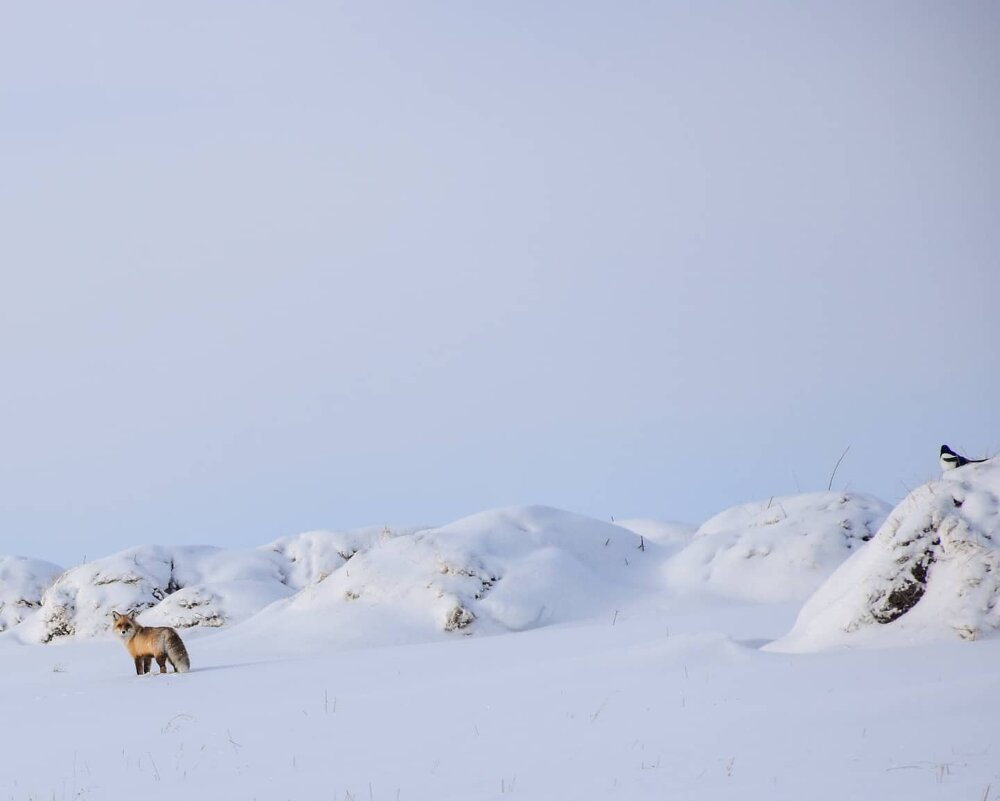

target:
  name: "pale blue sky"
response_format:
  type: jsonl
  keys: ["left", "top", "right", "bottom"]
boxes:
{"left": 1, "top": 2, "right": 998, "bottom": 565}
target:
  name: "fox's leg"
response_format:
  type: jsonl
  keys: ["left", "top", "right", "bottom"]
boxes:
{"left": 157, "top": 655, "right": 168, "bottom": 674}
{"left": 134, "top": 656, "right": 145, "bottom": 676}
{"left": 143, "top": 656, "right": 153, "bottom": 674}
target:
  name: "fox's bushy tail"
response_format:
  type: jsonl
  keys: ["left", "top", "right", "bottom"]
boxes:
{"left": 165, "top": 631, "right": 190, "bottom": 673}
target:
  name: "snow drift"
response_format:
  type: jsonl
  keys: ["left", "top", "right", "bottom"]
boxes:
{"left": 769, "top": 459, "right": 1000, "bottom": 651}
{"left": 17, "top": 545, "right": 288, "bottom": 642}
{"left": 11, "top": 525, "right": 427, "bottom": 644}
{"left": 614, "top": 518, "right": 696, "bottom": 553}
{"left": 0, "top": 556, "right": 64, "bottom": 633}
{"left": 662, "top": 492, "right": 891, "bottom": 602}
{"left": 4, "top": 510, "right": 660, "bottom": 647}
{"left": 228, "top": 506, "right": 656, "bottom": 651}
{"left": 264, "top": 524, "right": 426, "bottom": 589}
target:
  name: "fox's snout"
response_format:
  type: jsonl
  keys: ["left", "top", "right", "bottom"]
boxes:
{"left": 114, "top": 624, "right": 135, "bottom": 639}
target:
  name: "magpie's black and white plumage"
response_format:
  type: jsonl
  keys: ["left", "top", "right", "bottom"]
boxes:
{"left": 940, "top": 444, "right": 987, "bottom": 472}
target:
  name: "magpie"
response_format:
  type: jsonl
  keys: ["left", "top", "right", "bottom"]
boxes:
{"left": 939, "top": 444, "right": 986, "bottom": 472}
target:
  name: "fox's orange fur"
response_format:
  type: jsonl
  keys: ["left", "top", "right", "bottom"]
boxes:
{"left": 111, "top": 611, "right": 190, "bottom": 675}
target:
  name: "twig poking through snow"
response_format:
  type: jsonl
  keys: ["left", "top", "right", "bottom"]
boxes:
{"left": 828, "top": 446, "right": 850, "bottom": 491}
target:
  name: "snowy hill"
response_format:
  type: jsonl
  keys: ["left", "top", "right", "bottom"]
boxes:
{"left": 11, "top": 525, "right": 427, "bottom": 644}
{"left": 8, "top": 487, "right": 998, "bottom": 655}
{"left": 769, "top": 459, "right": 1000, "bottom": 651}
{"left": 5, "top": 508, "right": 662, "bottom": 648}
{"left": 263, "top": 524, "right": 428, "bottom": 589}
{"left": 0, "top": 556, "right": 64, "bottom": 632}
{"left": 17, "top": 545, "right": 288, "bottom": 642}
{"left": 230, "top": 506, "right": 656, "bottom": 653}
{"left": 662, "top": 492, "right": 891, "bottom": 602}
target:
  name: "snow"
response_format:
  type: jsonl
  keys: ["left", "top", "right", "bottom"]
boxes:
{"left": 11, "top": 526, "right": 429, "bottom": 644}
{"left": 662, "top": 491, "right": 891, "bottom": 602}
{"left": 0, "top": 555, "right": 63, "bottom": 632}
{"left": 13, "top": 545, "right": 289, "bottom": 643}
{"left": 1, "top": 496, "right": 998, "bottom": 800}
{"left": 140, "top": 580, "right": 295, "bottom": 629}
{"left": 229, "top": 506, "right": 658, "bottom": 653}
{"left": 769, "top": 458, "right": 1000, "bottom": 652}
{"left": 263, "top": 524, "right": 429, "bottom": 590}
{"left": 613, "top": 517, "right": 696, "bottom": 552}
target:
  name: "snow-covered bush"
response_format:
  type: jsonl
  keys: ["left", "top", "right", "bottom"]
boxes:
{"left": 263, "top": 525, "right": 427, "bottom": 589}
{"left": 27, "top": 546, "right": 180, "bottom": 642}
{"left": 663, "top": 492, "right": 891, "bottom": 602}
{"left": 21, "top": 545, "right": 286, "bottom": 642}
{"left": 140, "top": 580, "right": 294, "bottom": 628}
{"left": 0, "top": 556, "right": 64, "bottom": 632}
{"left": 234, "top": 506, "right": 656, "bottom": 649}
{"left": 769, "top": 459, "right": 1000, "bottom": 651}
{"left": 10, "top": 525, "right": 430, "bottom": 642}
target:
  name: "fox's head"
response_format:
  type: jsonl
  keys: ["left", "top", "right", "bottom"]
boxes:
{"left": 111, "top": 610, "right": 139, "bottom": 640}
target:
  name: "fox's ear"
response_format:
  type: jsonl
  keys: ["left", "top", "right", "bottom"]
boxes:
{"left": 112, "top": 611, "right": 122, "bottom": 621}
{"left": 128, "top": 611, "right": 138, "bottom": 621}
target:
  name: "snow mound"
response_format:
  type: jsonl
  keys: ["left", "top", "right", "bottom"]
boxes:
{"left": 18, "top": 545, "right": 286, "bottom": 643}
{"left": 769, "top": 459, "right": 1000, "bottom": 651}
{"left": 234, "top": 506, "right": 655, "bottom": 650}
{"left": 140, "top": 580, "right": 294, "bottom": 629}
{"left": 614, "top": 518, "right": 696, "bottom": 553}
{"left": 262, "top": 525, "right": 428, "bottom": 590}
{"left": 0, "top": 556, "right": 64, "bottom": 632}
{"left": 8, "top": 523, "right": 433, "bottom": 643}
{"left": 663, "top": 492, "right": 892, "bottom": 602}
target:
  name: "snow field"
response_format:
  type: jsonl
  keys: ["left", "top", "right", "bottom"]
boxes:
{"left": 2, "top": 600, "right": 997, "bottom": 801}
{"left": 1, "top": 467, "right": 999, "bottom": 800}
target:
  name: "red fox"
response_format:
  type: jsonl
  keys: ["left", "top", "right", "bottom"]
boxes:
{"left": 111, "top": 610, "right": 190, "bottom": 675}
